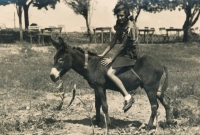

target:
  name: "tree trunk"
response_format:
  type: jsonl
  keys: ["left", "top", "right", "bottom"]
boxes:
{"left": 182, "top": 18, "right": 191, "bottom": 42}
{"left": 86, "top": 0, "right": 92, "bottom": 42}
{"left": 16, "top": 5, "right": 23, "bottom": 41}
{"left": 135, "top": 9, "right": 141, "bottom": 22}
{"left": 23, "top": 5, "right": 30, "bottom": 31}
{"left": 85, "top": 17, "right": 92, "bottom": 42}
{"left": 19, "top": 11, "right": 23, "bottom": 41}
{"left": 182, "top": 6, "right": 194, "bottom": 42}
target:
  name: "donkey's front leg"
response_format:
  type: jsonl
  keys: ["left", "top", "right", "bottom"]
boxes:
{"left": 94, "top": 90, "right": 101, "bottom": 126}
{"left": 97, "top": 88, "right": 111, "bottom": 125}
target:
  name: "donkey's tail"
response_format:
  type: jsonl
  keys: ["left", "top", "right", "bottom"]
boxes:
{"left": 162, "top": 66, "right": 168, "bottom": 92}
{"left": 157, "top": 66, "right": 168, "bottom": 97}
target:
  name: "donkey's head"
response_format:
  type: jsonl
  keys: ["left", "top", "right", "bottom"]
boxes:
{"left": 50, "top": 37, "right": 72, "bottom": 82}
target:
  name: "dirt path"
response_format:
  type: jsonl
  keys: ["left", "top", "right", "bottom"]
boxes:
{"left": 43, "top": 90, "right": 166, "bottom": 134}
{"left": 43, "top": 90, "right": 200, "bottom": 134}
{"left": 1, "top": 82, "right": 199, "bottom": 134}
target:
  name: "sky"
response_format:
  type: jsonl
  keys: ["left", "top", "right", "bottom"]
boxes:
{"left": 0, "top": 0, "right": 200, "bottom": 33}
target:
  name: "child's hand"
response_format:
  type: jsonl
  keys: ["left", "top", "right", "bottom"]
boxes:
{"left": 101, "top": 57, "right": 112, "bottom": 66}
{"left": 98, "top": 54, "right": 104, "bottom": 57}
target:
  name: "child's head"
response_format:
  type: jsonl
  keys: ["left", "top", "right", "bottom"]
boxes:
{"left": 113, "top": 2, "right": 130, "bottom": 24}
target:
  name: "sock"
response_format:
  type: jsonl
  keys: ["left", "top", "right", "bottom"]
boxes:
{"left": 125, "top": 94, "right": 131, "bottom": 100}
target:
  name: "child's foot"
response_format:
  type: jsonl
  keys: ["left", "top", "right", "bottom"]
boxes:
{"left": 123, "top": 96, "right": 134, "bottom": 112}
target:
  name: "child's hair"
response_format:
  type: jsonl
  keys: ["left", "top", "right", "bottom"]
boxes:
{"left": 113, "top": 2, "right": 130, "bottom": 17}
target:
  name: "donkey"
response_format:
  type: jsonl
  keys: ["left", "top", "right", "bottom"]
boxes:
{"left": 50, "top": 37, "right": 174, "bottom": 130}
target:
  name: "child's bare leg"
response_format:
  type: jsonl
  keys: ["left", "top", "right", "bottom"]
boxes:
{"left": 107, "top": 66, "right": 134, "bottom": 112}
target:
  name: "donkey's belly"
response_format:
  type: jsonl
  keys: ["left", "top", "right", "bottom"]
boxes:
{"left": 105, "top": 69, "right": 141, "bottom": 91}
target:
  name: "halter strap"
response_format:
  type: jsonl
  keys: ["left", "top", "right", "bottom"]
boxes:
{"left": 84, "top": 50, "right": 88, "bottom": 78}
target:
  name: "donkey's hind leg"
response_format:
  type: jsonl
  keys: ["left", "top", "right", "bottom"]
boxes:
{"left": 146, "top": 89, "right": 159, "bottom": 130}
{"left": 156, "top": 93, "right": 173, "bottom": 124}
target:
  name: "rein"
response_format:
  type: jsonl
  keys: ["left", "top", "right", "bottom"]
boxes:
{"left": 131, "top": 68, "right": 142, "bottom": 81}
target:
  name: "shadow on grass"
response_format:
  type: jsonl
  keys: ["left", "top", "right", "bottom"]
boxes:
{"left": 63, "top": 118, "right": 91, "bottom": 126}
{"left": 62, "top": 116, "right": 144, "bottom": 129}
{"left": 109, "top": 118, "right": 143, "bottom": 129}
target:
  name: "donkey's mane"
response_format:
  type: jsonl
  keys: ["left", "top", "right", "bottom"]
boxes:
{"left": 72, "top": 46, "right": 98, "bottom": 56}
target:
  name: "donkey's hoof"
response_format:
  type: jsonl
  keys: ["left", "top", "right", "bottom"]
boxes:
{"left": 159, "top": 120, "right": 177, "bottom": 129}
{"left": 167, "top": 120, "right": 177, "bottom": 126}
{"left": 93, "top": 120, "right": 101, "bottom": 127}
{"left": 92, "top": 118, "right": 102, "bottom": 127}
{"left": 144, "top": 124, "right": 156, "bottom": 131}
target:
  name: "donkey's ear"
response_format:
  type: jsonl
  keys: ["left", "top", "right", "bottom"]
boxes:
{"left": 58, "top": 37, "right": 69, "bottom": 48}
{"left": 58, "top": 37, "right": 65, "bottom": 45}
{"left": 50, "top": 37, "right": 63, "bottom": 50}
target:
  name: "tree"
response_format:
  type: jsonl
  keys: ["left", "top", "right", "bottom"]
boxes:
{"left": 178, "top": 0, "right": 200, "bottom": 42}
{"left": 1, "top": 0, "right": 59, "bottom": 41}
{"left": 16, "top": 4, "right": 23, "bottom": 41}
{"left": 0, "top": 1, "right": 24, "bottom": 41}
{"left": 63, "top": 0, "right": 97, "bottom": 42}
{"left": 0, "top": 0, "right": 10, "bottom": 5}
{"left": 10, "top": 0, "right": 60, "bottom": 30}
{"left": 119, "top": 0, "right": 200, "bottom": 42}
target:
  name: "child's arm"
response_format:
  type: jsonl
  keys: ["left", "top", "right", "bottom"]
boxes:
{"left": 110, "top": 35, "right": 127, "bottom": 61}
{"left": 98, "top": 32, "right": 118, "bottom": 57}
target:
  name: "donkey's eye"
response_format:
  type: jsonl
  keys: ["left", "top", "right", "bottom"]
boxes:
{"left": 58, "top": 58, "right": 64, "bottom": 63}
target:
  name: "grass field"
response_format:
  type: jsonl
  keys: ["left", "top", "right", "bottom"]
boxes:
{"left": 0, "top": 41, "right": 200, "bottom": 134}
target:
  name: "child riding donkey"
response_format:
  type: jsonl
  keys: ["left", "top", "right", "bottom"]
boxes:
{"left": 98, "top": 1, "right": 139, "bottom": 112}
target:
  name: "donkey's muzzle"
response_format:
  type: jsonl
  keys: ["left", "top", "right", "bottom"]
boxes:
{"left": 50, "top": 74, "right": 58, "bottom": 82}
{"left": 50, "top": 68, "right": 60, "bottom": 82}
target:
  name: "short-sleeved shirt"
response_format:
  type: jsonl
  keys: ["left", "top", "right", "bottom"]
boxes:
{"left": 112, "top": 19, "right": 138, "bottom": 68}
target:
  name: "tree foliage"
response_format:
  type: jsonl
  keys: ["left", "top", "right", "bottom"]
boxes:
{"left": 33, "top": 0, "right": 60, "bottom": 10}
{"left": 119, "top": 0, "right": 200, "bottom": 42}
{"left": 0, "top": 0, "right": 10, "bottom": 5}
{"left": 64, "top": 0, "right": 90, "bottom": 19}
{"left": 7, "top": 0, "right": 60, "bottom": 9}
{"left": 120, "top": 0, "right": 200, "bottom": 18}
{"left": 0, "top": 0, "right": 60, "bottom": 41}
{"left": 6, "top": 0, "right": 60, "bottom": 29}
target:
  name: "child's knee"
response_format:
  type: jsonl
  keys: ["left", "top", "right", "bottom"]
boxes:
{"left": 107, "top": 69, "right": 113, "bottom": 77}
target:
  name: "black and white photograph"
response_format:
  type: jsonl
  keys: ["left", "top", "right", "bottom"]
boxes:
{"left": 0, "top": 0, "right": 200, "bottom": 134}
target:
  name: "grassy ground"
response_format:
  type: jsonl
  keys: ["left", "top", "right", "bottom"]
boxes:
{"left": 0, "top": 41, "right": 200, "bottom": 134}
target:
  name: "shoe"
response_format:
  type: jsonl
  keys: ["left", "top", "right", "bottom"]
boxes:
{"left": 123, "top": 96, "right": 135, "bottom": 113}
